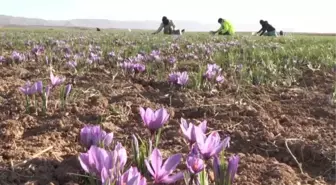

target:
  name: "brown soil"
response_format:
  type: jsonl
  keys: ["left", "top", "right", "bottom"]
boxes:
{"left": 0, "top": 64, "right": 335, "bottom": 185}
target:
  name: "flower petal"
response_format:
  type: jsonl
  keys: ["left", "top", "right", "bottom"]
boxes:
{"left": 180, "top": 118, "right": 188, "bottom": 129}
{"left": 150, "top": 148, "right": 163, "bottom": 176}
{"left": 78, "top": 153, "right": 91, "bottom": 173}
{"left": 160, "top": 172, "right": 184, "bottom": 184}
{"left": 115, "top": 142, "right": 127, "bottom": 170}
{"left": 139, "top": 107, "right": 147, "bottom": 126}
{"left": 199, "top": 120, "right": 207, "bottom": 133}
{"left": 153, "top": 108, "right": 169, "bottom": 129}
{"left": 103, "top": 132, "right": 114, "bottom": 147}
{"left": 159, "top": 153, "right": 181, "bottom": 178}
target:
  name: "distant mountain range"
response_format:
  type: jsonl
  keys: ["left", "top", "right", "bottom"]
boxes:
{"left": 0, "top": 15, "right": 219, "bottom": 32}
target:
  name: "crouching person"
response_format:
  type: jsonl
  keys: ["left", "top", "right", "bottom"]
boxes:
{"left": 210, "top": 18, "right": 235, "bottom": 36}
{"left": 152, "top": 16, "right": 185, "bottom": 35}
{"left": 257, "top": 20, "right": 277, "bottom": 36}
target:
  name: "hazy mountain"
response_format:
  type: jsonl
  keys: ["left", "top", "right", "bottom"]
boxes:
{"left": 0, "top": 15, "right": 219, "bottom": 32}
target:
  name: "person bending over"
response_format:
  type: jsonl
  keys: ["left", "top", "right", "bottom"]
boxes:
{"left": 152, "top": 16, "right": 185, "bottom": 35}
{"left": 210, "top": 18, "right": 235, "bottom": 36}
{"left": 257, "top": 20, "right": 277, "bottom": 36}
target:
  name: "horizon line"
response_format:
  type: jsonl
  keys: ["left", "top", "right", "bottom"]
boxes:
{"left": 1, "top": 14, "right": 335, "bottom": 34}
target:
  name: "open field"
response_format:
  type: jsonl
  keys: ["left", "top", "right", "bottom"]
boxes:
{"left": 0, "top": 28, "right": 335, "bottom": 185}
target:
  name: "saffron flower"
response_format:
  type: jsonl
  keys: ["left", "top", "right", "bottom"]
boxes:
{"left": 145, "top": 148, "right": 184, "bottom": 184}
{"left": 168, "top": 71, "right": 189, "bottom": 86}
{"left": 216, "top": 75, "right": 225, "bottom": 83}
{"left": 80, "top": 125, "right": 114, "bottom": 149}
{"left": 101, "top": 142, "right": 128, "bottom": 184}
{"left": 180, "top": 118, "right": 207, "bottom": 144}
{"left": 66, "top": 61, "right": 77, "bottom": 68}
{"left": 65, "top": 84, "right": 72, "bottom": 97}
{"left": 195, "top": 131, "right": 230, "bottom": 160}
{"left": 139, "top": 107, "right": 169, "bottom": 132}
{"left": 35, "top": 81, "right": 43, "bottom": 94}
{"left": 186, "top": 154, "right": 205, "bottom": 174}
{"left": 213, "top": 155, "right": 240, "bottom": 185}
{"left": 226, "top": 155, "right": 240, "bottom": 184}
{"left": 50, "top": 71, "right": 65, "bottom": 87}
{"left": 177, "top": 71, "right": 189, "bottom": 86}
{"left": 168, "top": 56, "right": 177, "bottom": 64}
{"left": 78, "top": 145, "right": 114, "bottom": 177}
{"left": 203, "top": 63, "right": 222, "bottom": 81}
{"left": 117, "top": 166, "right": 147, "bottom": 185}
{"left": 11, "top": 51, "right": 25, "bottom": 62}
{"left": 19, "top": 81, "right": 35, "bottom": 95}
{"left": 19, "top": 81, "right": 43, "bottom": 95}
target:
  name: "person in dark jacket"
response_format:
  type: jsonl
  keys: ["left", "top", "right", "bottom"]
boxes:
{"left": 152, "top": 16, "right": 185, "bottom": 35}
{"left": 256, "top": 20, "right": 277, "bottom": 36}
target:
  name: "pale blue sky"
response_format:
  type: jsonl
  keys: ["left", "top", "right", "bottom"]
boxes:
{"left": 0, "top": 0, "right": 335, "bottom": 33}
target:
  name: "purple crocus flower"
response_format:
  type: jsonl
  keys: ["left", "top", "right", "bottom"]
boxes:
{"left": 117, "top": 166, "right": 147, "bottom": 185}
{"left": 45, "top": 85, "right": 51, "bottom": 98}
{"left": 145, "top": 148, "right": 184, "bottom": 184}
{"left": 139, "top": 107, "right": 169, "bottom": 132}
{"left": 203, "top": 70, "right": 217, "bottom": 80}
{"left": 100, "top": 142, "right": 128, "bottom": 184}
{"left": 50, "top": 72, "right": 65, "bottom": 87}
{"left": 19, "top": 81, "right": 35, "bottom": 95}
{"left": 203, "top": 64, "right": 222, "bottom": 80}
{"left": 168, "top": 72, "right": 179, "bottom": 84}
{"left": 180, "top": 118, "right": 207, "bottom": 145}
{"left": 11, "top": 51, "right": 25, "bottom": 62}
{"left": 31, "top": 45, "right": 44, "bottom": 55}
{"left": 226, "top": 155, "right": 240, "bottom": 184}
{"left": 90, "top": 52, "right": 100, "bottom": 62}
{"left": 120, "top": 61, "right": 135, "bottom": 71}
{"left": 65, "top": 84, "right": 72, "bottom": 97}
{"left": 66, "top": 61, "right": 77, "bottom": 68}
{"left": 177, "top": 71, "right": 189, "bottom": 86}
{"left": 150, "top": 50, "right": 160, "bottom": 56}
{"left": 134, "top": 63, "right": 146, "bottom": 72}
{"left": 195, "top": 131, "right": 230, "bottom": 160}
{"left": 136, "top": 54, "right": 145, "bottom": 61}
{"left": 64, "top": 53, "right": 71, "bottom": 60}
{"left": 34, "top": 81, "right": 43, "bottom": 94}
{"left": 150, "top": 50, "right": 160, "bottom": 61}
{"left": 78, "top": 145, "right": 114, "bottom": 177}
{"left": 168, "top": 72, "right": 189, "bottom": 86}
{"left": 216, "top": 75, "right": 225, "bottom": 83}
{"left": 168, "top": 57, "right": 176, "bottom": 64}
{"left": 213, "top": 155, "right": 240, "bottom": 185}
{"left": 80, "top": 125, "right": 114, "bottom": 149}
{"left": 114, "top": 142, "right": 127, "bottom": 171}
{"left": 186, "top": 154, "right": 205, "bottom": 174}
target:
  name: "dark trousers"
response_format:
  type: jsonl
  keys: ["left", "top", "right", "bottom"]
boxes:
{"left": 219, "top": 31, "right": 231, "bottom": 36}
